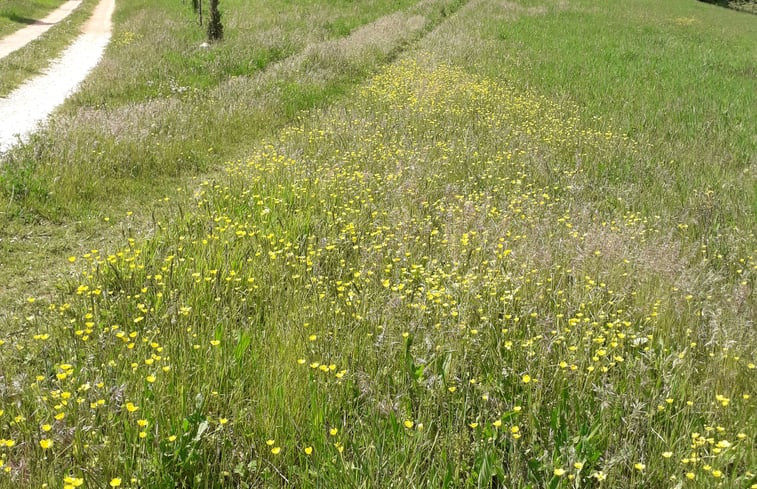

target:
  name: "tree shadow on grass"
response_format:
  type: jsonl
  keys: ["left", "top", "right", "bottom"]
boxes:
{"left": 0, "top": 12, "right": 47, "bottom": 25}
{"left": 698, "top": 0, "right": 757, "bottom": 14}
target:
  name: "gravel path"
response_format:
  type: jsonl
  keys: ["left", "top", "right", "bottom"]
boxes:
{"left": 0, "top": 0, "right": 83, "bottom": 60}
{"left": 0, "top": 0, "right": 114, "bottom": 151}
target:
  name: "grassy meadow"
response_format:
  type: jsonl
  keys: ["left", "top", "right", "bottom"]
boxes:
{"left": 0, "top": 0, "right": 755, "bottom": 487}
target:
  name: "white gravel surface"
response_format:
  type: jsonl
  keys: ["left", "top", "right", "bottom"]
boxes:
{"left": 0, "top": 0, "right": 114, "bottom": 152}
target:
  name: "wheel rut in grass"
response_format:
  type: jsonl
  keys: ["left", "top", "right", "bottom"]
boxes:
{"left": 0, "top": 0, "right": 83, "bottom": 60}
{"left": 0, "top": 0, "right": 114, "bottom": 151}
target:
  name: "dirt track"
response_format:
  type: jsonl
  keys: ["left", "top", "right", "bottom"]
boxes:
{"left": 0, "top": 0, "right": 115, "bottom": 151}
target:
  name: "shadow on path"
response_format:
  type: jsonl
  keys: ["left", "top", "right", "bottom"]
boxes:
{"left": 1, "top": 12, "right": 55, "bottom": 26}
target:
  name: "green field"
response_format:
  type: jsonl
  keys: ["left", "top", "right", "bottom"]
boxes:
{"left": 0, "top": 0, "right": 755, "bottom": 487}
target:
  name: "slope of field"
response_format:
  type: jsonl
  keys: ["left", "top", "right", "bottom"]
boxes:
{"left": 0, "top": 0, "right": 754, "bottom": 488}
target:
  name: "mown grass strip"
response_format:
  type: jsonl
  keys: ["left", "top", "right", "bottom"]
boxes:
{"left": 416, "top": 0, "right": 757, "bottom": 250}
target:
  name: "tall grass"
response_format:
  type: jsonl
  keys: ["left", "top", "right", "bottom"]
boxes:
{"left": 0, "top": 0, "right": 466, "bottom": 308}
{"left": 0, "top": 0, "right": 464, "bottom": 219}
{"left": 0, "top": 0, "right": 754, "bottom": 487}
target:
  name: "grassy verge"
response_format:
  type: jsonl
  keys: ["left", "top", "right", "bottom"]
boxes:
{"left": 0, "top": 0, "right": 457, "bottom": 216}
{"left": 0, "top": 0, "right": 754, "bottom": 487}
{"left": 0, "top": 0, "right": 67, "bottom": 38}
{"left": 0, "top": 0, "right": 468, "bottom": 309}
{"left": 0, "top": 0, "right": 99, "bottom": 97}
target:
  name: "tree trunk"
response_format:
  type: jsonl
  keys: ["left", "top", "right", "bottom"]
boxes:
{"left": 207, "top": 0, "right": 223, "bottom": 41}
